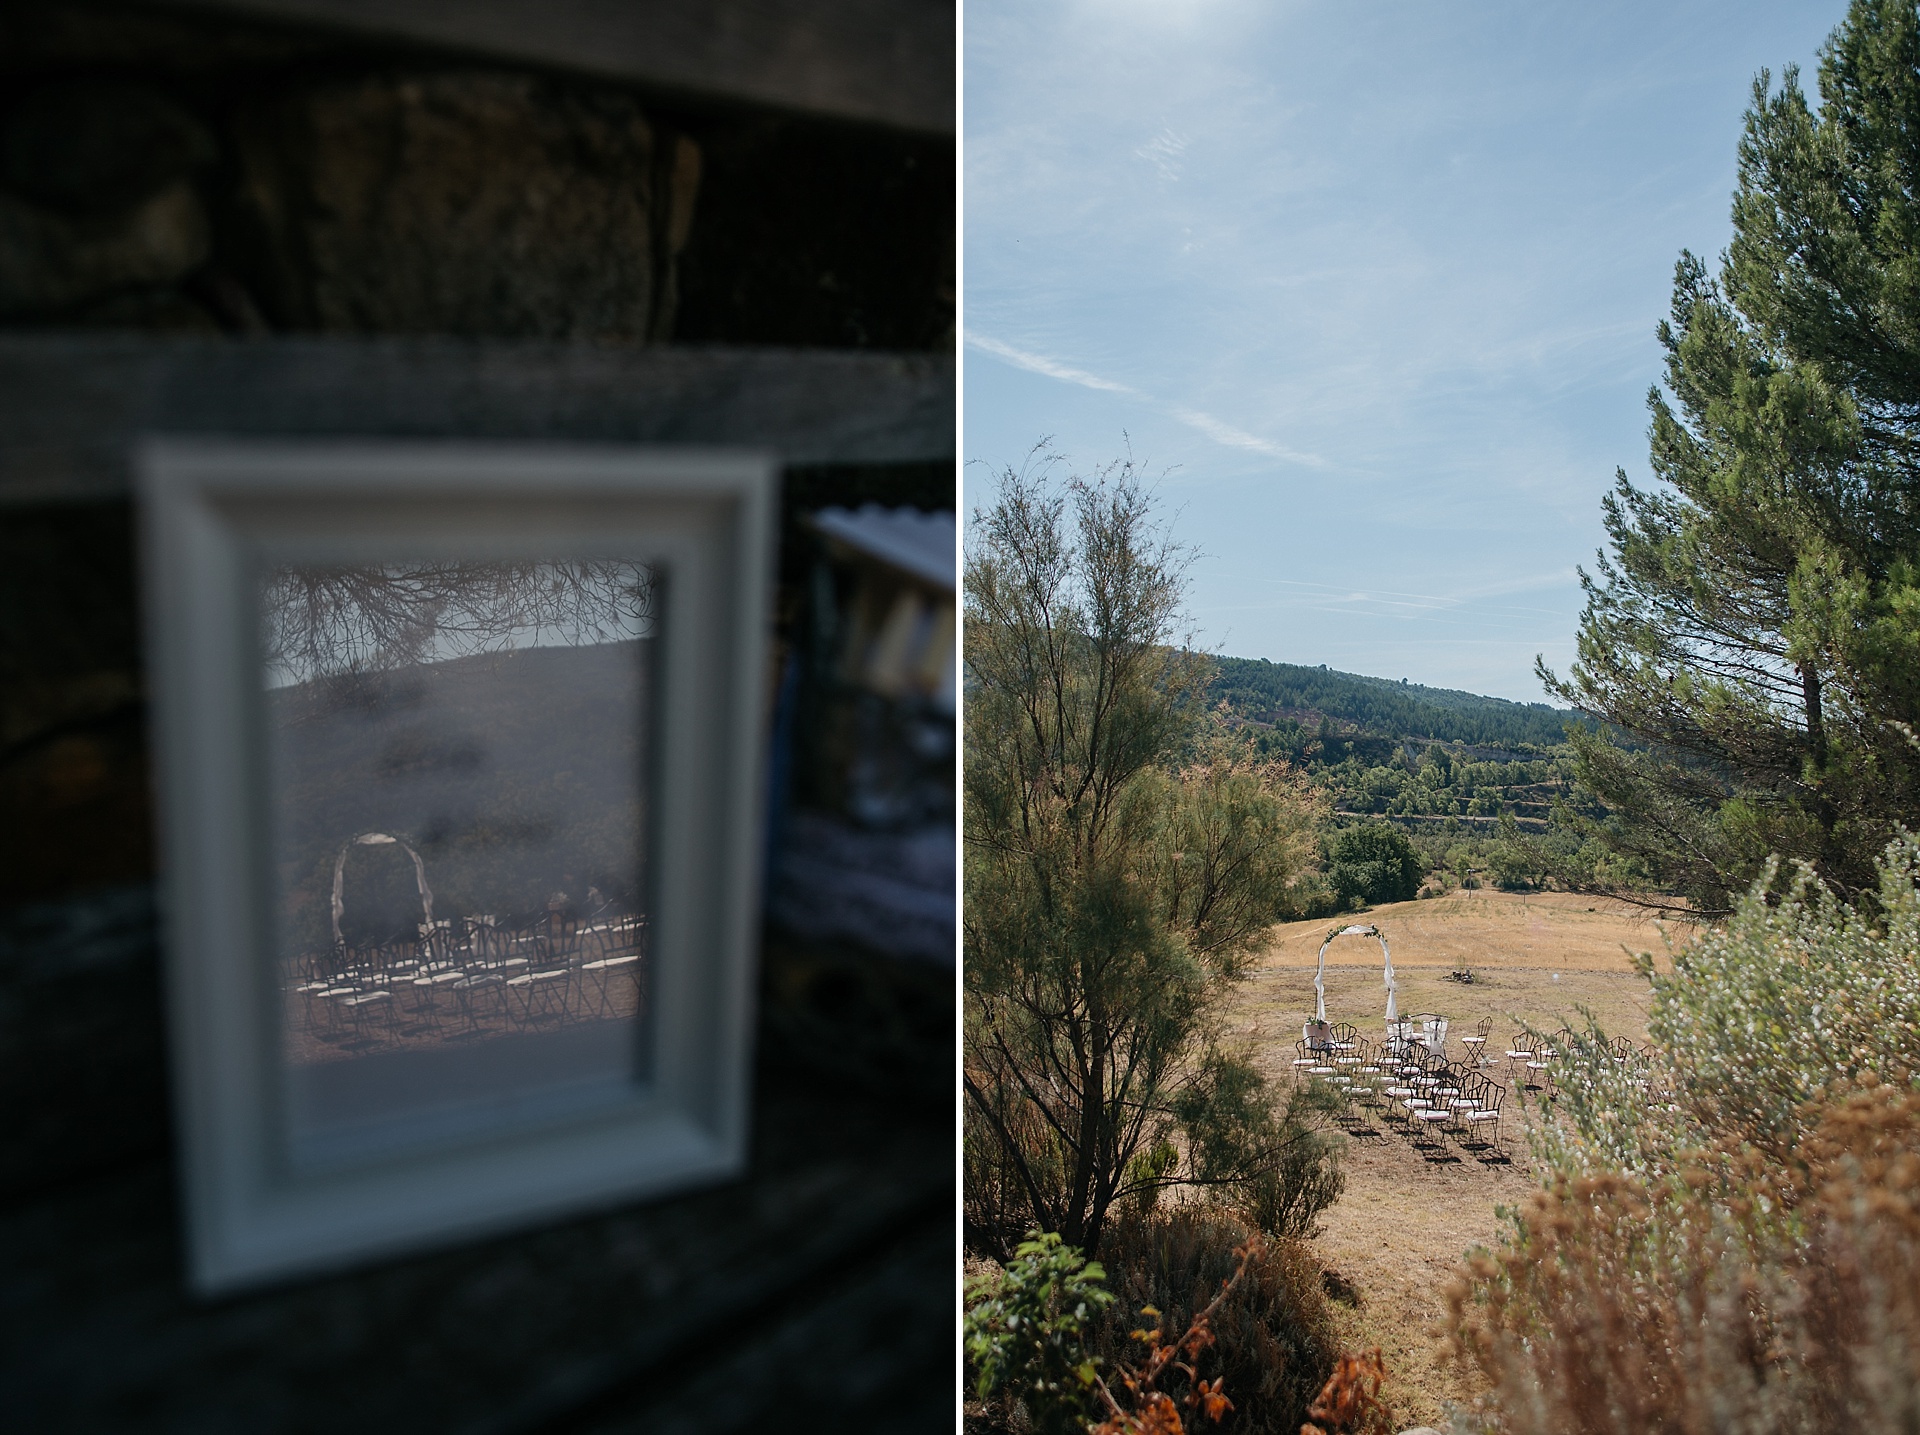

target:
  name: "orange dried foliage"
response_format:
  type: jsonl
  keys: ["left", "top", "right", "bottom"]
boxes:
{"left": 1299, "top": 1347, "right": 1393, "bottom": 1435}
{"left": 1090, "top": 1239, "right": 1254, "bottom": 1435}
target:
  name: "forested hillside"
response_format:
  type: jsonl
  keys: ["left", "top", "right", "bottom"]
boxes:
{"left": 1207, "top": 654, "right": 1614, "bottom": 896}
{"left": 1211, "top": 656, "right": 1585, "bottom": 750}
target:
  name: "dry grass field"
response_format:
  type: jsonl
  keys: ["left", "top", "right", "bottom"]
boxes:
{"left": 1218, "top": 889, "right": 1696, "bottom": 1428}
{"left": 1257, "top": 886, "right": 1690, "bottom": 974}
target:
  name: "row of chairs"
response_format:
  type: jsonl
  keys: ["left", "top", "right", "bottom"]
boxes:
{"left": 1498, "top": 1028, "right": 1635, "bottom": 1090}
{"left": 1293, "top": 1034, "right": 1508, "bottom": 1160}
{"left": 287, "top": 912, "right": 646, "bottom": 1046}
{"left": 1290, "top": 1020, "right": 1661, "bottom": 1154}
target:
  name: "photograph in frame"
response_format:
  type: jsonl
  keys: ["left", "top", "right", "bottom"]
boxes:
{"left": 140, "top": 439, "right": 774, "bottom": 1292}
{"left": 260, "top": 557, "right": 658, "bottom": 1170}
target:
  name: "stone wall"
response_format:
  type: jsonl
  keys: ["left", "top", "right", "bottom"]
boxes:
{"left": 0, "top": 0, "right": 953, "bottom": 347}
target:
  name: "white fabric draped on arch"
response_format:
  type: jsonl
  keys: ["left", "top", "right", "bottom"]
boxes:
{"left": 1312, "top": 922, "right": 1396, "bottom": 1022}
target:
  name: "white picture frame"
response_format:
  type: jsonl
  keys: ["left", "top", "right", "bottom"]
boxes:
{"left": 138, "top": 437, "right": 775, "bottom": 1294}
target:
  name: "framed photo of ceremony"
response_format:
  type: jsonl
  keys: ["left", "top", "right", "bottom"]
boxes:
{"left": 138, "top": 436, "right": 775, "bottom": 1293}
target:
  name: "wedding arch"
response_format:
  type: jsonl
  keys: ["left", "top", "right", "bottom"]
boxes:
{"left": 330, "top": 831, "right": 435, "bottom": 946}
{"left": 1312, "top": 922, "right": 1397, "bottom": 1022}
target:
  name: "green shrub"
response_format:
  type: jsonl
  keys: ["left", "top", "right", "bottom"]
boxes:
{"left": 1325, "top": 823, "right": 1422, "bottom": 907}
{"left": 1535, "top": 834, "right": 1920, "bottom": 1180}
{"left": 964, "top": 1230, "right": 1114, "bottom": 1435}
{"left": 1283, "top": 870, "right": 1345, "bottom": 920}
{"left": 1090, "top": 1205, "right": 1339, "bottom": 1435}
{"left": 1174, "top": 1047, "right": 1347, "bottom": 1239}
{"left": 1450, "top": 835, "right": 1920, "bottom": 1433}
{"left": 1121, "top": 1138, "right": 1180, "bottom": 1215}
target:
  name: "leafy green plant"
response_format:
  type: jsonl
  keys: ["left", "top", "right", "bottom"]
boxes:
{"left": 965, "top": 1230, "right": 1116, "bottom": 1435}
{"left": 1533, "top": 833, "right": 1920, "bottom": 1182}
{"left": 1121, "top": 1139, "right": 1180, "bottom": 1215}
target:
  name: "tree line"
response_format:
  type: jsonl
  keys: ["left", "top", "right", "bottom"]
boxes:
{"left": 1213, "top": 655, "right": 1584, "bottom": 750}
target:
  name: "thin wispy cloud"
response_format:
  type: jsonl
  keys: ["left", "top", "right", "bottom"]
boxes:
{"left": 967, "top": 1, "right": 1833, "bottom": 699}
{"left": 1135, "top": 128, "right": 1189, "bottom": 181}
{"left": 967, "top": 331, "right": 1326, "bottom": 467}
{"left": 1219, "top": 573, "right": 1578, "bottom": 621}
{"left": 1165, "top": 405, "right": 1325, "bottom": 465}
{"left": 965, "top": 332, "right": 1135, "bottom": 394}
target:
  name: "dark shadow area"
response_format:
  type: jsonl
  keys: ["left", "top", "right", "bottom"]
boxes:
{"left": 0, "top": 886, "right": 952, "bottom": 1432}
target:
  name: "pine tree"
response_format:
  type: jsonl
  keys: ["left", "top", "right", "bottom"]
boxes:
{"left": 1544, "top": 0, "right": 1920, "bottom": 912}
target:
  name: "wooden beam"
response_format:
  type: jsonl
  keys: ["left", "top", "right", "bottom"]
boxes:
{"left": 148, "top": 0, "right": 955, "bottom": 134}
{"left": 0, "top": 337, "right": 954, "bottom": 502}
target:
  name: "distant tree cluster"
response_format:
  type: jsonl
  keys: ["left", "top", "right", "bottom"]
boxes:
{"left": 1201, "top": 677, "right": 1620, "bottom": 904}
{"left": 1324, "top": 823, "right": 1422, "bottom": 908}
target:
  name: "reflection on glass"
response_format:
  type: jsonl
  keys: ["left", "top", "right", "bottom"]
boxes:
{"left": 260, "top": 560, "right": 654, "bottom": 1168}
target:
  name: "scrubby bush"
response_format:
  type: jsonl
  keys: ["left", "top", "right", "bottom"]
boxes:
{"left": 966, "top": 1042, "right": 1347, "bottom": 1262}
{"left": 1447, "top": 835, "right": 1920, "bottom": 1433}
{"left": 1090, "top": 1205, "right": 1340, "bottom": 1435}
{"left": 1447, "top": 1082, "right": 1920, "bottom": 1435}
{"left": 1536, "top": 835, "right": 1920, "bottom": 1180}
{"left": 1301, "top": 1349, "right": 1395, "bottom": 1435}
{"left": 965, "top": 1231, "right": 1115, "bottom": 1435}
{"left": 1174, "top": 1048, "right": 1348, "bottom": 1239}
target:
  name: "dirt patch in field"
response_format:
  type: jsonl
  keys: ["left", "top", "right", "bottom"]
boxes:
{"left": 1309, "top": 1132, "right": 1534, "bottom": 1431}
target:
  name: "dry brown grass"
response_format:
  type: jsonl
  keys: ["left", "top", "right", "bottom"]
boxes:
{"left": 1258, "top": 888, "right": 1691, "bottom": 974}
{"left": 1202, "top": 891, "right": 1690, "bottom": 1427}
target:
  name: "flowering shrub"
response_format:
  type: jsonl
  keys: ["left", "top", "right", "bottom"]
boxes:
{"left": 1087, "top": 1234, "right": 1256, "bottom": 1435}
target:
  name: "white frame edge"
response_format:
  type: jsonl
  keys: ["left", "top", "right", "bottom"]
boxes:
{"left": 138, "top": 437, "right": 776, "bottom": 1295}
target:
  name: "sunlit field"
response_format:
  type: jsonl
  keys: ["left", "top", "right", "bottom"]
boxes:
{"left": 1221, "top": 889, "right": 1694, "bottom": 1426}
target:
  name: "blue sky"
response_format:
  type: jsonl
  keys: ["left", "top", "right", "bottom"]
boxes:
{"left": 963, "top": 0, "right": 1841, "bottom": 702}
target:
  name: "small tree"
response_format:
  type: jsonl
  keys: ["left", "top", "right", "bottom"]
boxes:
{"left": 964, "top": 450, "right": 1331, "bottom": 1257}
{"left": 1325, "top": 823, "right": 1422, "bottom": 908}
